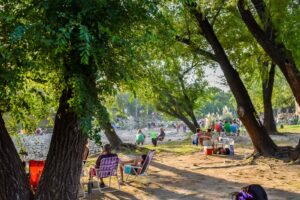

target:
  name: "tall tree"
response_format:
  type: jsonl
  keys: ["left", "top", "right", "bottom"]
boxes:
{"left": 0, "top": 1, "right": 51, "bottom": 197}
{"left": 34, "top": 0, "right": 160, "bottom": 198}
{"left": 1, "top": 0, "right": 161, "bottom": 199}
{"left": 262, "top": 62, "right": 277, "bottom": 133}
{"left": 179, "top": 2, "right": 278, "bottom": 155}
{"left": 237, "top": 0, "right": 300, "bottom": 106}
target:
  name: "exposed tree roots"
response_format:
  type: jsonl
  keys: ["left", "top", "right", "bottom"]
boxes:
{"left": 273, "top": 139, "right": 300, "bottom": 163}
{"left": 114, "top": 143, "right": 137, "bottom": 151}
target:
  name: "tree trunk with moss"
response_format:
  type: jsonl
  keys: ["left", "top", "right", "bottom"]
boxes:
{"left": 34, "top": 89, "right": 87, "bottom": 200}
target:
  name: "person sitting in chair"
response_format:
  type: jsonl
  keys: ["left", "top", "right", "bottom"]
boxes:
{"left": 158, "top": 128, "right": 165, "bottom": 141}
{"left": 119, "top": 154, "right": 147, "bottom": 183}
{"left": 89, "top": 144, "right": 118, "bottom": 188}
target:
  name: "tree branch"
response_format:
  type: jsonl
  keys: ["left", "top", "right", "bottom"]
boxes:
{"left": 175, "top": 35, "right": 217, "bottom": 62}
{"left": 180, "top": 59, "right": 198, "bottom": 78}
{"left": 237, "top": 0, "right": 285, "bottom": 67}
{"left": 211, "top": 0, "right": 225, "bottom": 27}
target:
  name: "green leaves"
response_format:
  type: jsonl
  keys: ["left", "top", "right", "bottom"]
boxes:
{"left": 78, "top": 25, "right": 92, "bottom": 64}
{"left": 9, "top": 25, "right": 26, "bottom": 43}
{"left": 55, "top": 26, "right": 73, "bottom": 54}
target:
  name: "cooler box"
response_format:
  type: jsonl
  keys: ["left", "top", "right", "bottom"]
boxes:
{"left": 204, "top": 146, "right": 213, "bottom": 155}
{"left": 29, "top": 160, "right": 45, "bottom": 190}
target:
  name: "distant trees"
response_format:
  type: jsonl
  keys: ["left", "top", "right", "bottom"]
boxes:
{"left": 197, "top": 87, "right": 235, "bottom": 116}
{"left": 134, "top": 47, "right": 207, "bottom": 132}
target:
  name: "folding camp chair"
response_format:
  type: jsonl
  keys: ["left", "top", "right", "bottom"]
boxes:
{"left": 95, "top": 156, "right": 120, "bottom": 193}
{"left": 29, "top": 160, "right": 45, "bottom": 191}
{"left": 125, "top": 150, "right": 155, "bottom": 182}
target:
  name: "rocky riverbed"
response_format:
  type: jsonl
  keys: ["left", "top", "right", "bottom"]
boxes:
{"left": 12, "top": 127, "right": 299, "bottom": 161}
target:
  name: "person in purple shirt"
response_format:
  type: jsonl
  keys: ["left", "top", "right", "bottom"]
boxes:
{"left": 90, "top": 144, "right": 118, "bottom": 188}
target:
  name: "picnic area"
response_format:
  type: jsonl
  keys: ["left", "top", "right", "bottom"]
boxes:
{"left": 1, "top": 1, "right": 300, "bottom": 200}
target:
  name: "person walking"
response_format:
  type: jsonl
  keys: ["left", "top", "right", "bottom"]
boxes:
{"left": 150, "top": 131, "right": 158, "bottom": 147}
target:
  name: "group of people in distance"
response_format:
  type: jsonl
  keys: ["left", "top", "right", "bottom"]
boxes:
{"left": 135, "top": 128, "right": 165, "bottom": 147}
{"left": 192, "top": 128, "right": 215, "bottom": 146}
{"left": 192, "top": 119, "right": 240, "bottom": 145}
{"left": 213, "top": 119, "right": 240, "bottom": 136}
{"left": 192, "top": 126, "right": 236, "bottom": 155}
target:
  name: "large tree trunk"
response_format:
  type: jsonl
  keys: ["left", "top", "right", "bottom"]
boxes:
{"left": 178, "top": 77, "right": 200, "bottom": 129}
{"left": 98, "top": 104, "right": 123, "bottom": 149}
{"left": 189, "top": 111, "right": 200, "bottom": 130}
{"left": 0, "top": 113, "right": 32, "bottom": 200}
{"left": 238, "top": 0, "right": 300, "bottom": 107}
{"left": 189, "top": 5, "right": 278, "bottom": 155}
{"left": 177, "top": 112, "right": 197, "bottom": 132}
{"left": 34, "top": 89, "right": 87, "bottom": 200}
{"left": 101, "top": 121, "right": 123, "bottom": 149}
{"left": 262, "top": 63, "right": 277, "bottom": 133}
{"left": 158, "top": 107, "right": 197, "bottom": 133}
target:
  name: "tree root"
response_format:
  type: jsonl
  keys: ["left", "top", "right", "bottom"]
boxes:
{"left": 114, "top": 143, "right": 137, "bottom": 151}
{"left": 192, "top": 153, "right": 259, "bottom": 170}
{"left": 275, "top": 139, "right": 300, "bottom": 163}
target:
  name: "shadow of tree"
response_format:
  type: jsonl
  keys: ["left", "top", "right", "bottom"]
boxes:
{"left": 149, "top": 161, "right": 300, "bottom": 200}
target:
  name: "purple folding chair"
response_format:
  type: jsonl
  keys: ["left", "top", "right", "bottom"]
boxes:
{"left": 125, "top": 150, "right": 155, "bottom": 182}
{"left": 95, "top": 156, "right": 120, "bottom": 193}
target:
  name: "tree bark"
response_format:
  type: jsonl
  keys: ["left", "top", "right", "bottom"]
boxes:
{"left": 158, "top": 107, "right": 197, "bottom": 133}
{"left": 189, "top": 110, "right": 200, "bottom": 129}
{"left": 175, "top": 112, "right": 197, "bottom": 132}
{"left": 101, "top": 121, "right": 123, "bottom": 149}
{"left": 262, "top": 63, "right": 277, "bottom": 133}
{"left": 34, "top": 89, "right": 87, "bottom": 200}
{"left": 189, "top": 5, "right": 278, "bottom": 155}
{"left": 238, "top": 0, "right": 300, "bottom": 107}
{"left": 0, "top": 113, "right": 33, "bottom": 200}
{"left": 178, "top": 76, "right": 200, "bottom": 129}
{"left": 98, "top": 104, "right": 123, "bottom": 149}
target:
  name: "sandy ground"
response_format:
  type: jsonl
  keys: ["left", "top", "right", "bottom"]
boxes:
{"left": 81, "top": 134, "right": 300, "bottom": 200}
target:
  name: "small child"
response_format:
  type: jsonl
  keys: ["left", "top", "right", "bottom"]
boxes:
{"left": 119, "top": 154, "right": 147, "bottom": 183}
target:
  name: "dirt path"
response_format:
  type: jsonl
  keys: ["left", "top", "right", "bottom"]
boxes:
{"left": 82, "top": 146, "right": 300, "bottom": 200}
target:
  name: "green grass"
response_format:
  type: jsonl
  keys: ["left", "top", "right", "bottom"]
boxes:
{"left": 120, "top": 138, "right": 201, "bottom": 156}
{"left": 142, "top": 139, "right": 200, "bottom": 154}
{"left": 85, "top": 138, "right": 200, "bottom": 168}
{"left": 278, "top": 124, "right": 300, "bottom": 134}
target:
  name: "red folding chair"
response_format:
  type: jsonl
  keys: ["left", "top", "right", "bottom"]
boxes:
{"left": 29, "top": 160, "right": 45, "bottom": 191}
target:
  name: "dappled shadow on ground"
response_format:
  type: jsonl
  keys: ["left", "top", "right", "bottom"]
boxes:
{"left": 83, "top": 189, "right": 140, "bottom": 200}
{"left": 150, "top": 160, "right": 300, "bottom": 200}
{"left": 82, "top": 153, "right": 300, "bottom": 200}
